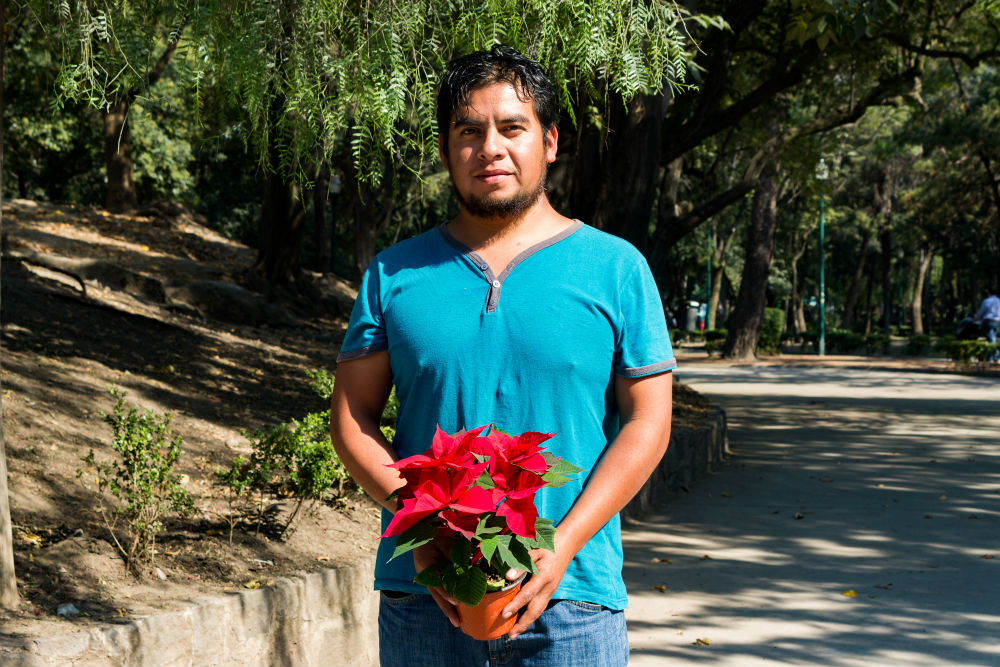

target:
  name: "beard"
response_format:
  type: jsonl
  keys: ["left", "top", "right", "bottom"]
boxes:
{"left": 452, "top": 172, "right": 546, "bottom": 220}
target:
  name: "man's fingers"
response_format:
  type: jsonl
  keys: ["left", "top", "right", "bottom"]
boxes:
{"left": 508, "top": 597, "right": 547, "bottom": 638}
{"left": 428, "top": 587, "right": 460, "bottom": 627}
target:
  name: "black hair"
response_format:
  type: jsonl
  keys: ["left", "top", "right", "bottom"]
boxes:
{"left": 436, "top": 45, "right": 558, "bottom": 154}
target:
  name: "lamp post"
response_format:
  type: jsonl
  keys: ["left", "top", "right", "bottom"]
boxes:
{"left": 816, "top": 158, "right": 829, "bottom": 356}
{"left": 706, "top": 227, "right": 713, "bottom": 329}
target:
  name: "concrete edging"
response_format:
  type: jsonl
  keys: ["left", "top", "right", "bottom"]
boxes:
{"left": 2, "top": 410, "right": 727, "bottom": 667}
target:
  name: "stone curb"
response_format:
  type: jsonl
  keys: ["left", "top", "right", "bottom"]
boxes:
{"left": 1, "top": 412, "right": 727, "bottom": 667}
{"left": 623, "top": 409, "right": 729, "bottom": 522}
{"left": 1, "top": 561, "right": 378, "bottom": 667}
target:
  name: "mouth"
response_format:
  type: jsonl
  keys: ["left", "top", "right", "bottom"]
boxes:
{"left": 476, "top": 170, "right": 512, "bottom": 184}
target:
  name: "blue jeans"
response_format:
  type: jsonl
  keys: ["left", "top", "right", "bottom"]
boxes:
{"left": 984, "top": 319, "right": 999, "bottom": 362}
{"left": 378, "top": 592, "right": 628, "bottom": 667}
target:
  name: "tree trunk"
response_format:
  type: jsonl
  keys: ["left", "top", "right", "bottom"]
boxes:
{"left": 912, "top": 246, "right": 934, "bottom": 335}
{"left": 841, "top": 225, "right": 872, "bottom": 330}
{"left": 352, "top": 184, "right": 393, "bottom": 282}
{"left": 597, "top": 93, "right": 666, "bottom": 252}
{"left": 880, "top": 228, "right": 893, "bottom": 335}
{"left": 0, "top": 13, "right": 20, "bottom": 607}
{"left": 787, "top": 223, "right": 812, "bottom": 339}
{"left": 707, "top": 201, "right": 744, "bottom": 330}
{"left": 722, "top": 167, "right": 779, "bottom": 360}
{"left": 103, "top": 99, "right": 138, "bottom": 212}
{"left": 864, "top": 267, "right": 875, "bottom": 335}
{"left": 255, "top": 168, "right": 305, "bottom": 287}
{"left": 313, "top": 160, "right": 330, "bottom": 273}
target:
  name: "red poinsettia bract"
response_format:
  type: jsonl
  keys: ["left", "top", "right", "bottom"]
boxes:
{"left": 382, "top": 425, "right": 555, "bottom": 541}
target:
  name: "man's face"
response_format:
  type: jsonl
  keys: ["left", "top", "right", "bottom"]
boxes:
{"left": 440, "top": 82, "right": 558, "bottom": 220}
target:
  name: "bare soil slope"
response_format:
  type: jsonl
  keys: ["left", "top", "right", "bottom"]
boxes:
{"left": 0, "top": 198, "right": 710, "bottom": 638}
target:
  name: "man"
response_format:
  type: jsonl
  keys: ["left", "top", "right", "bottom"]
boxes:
{"left": 974, "top": 286, "right": 1000, "bottom": 363}
{"left": 330, "top": 45, "right": 674, "bottom": 666}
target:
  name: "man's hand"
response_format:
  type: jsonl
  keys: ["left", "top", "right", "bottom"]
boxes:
{"left": 413, "top": 538, "right": 460, "bottom": 627}
{"left": 499, "top": 542, "right": 574, "bottom": 639}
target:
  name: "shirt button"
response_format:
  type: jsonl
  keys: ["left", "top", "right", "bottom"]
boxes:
{"left": 492, "top": 280, "right": 501, "bottom": 288}
{"left": 481, "top": 264, "right": 488, "bottom": 270}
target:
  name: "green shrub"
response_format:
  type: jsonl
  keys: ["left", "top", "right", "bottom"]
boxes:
{"left": 939, "top": 340, "right": 998, "bottom": 365}
{"left": 905, "top": 334, "right": 933, "bottom": 356}
{"left": 865, "top": 333, "right": 891, "bottom": 355}
{"left": 703, "top": 328, "right": 727, "bottom": 342}
{"left": 758, "top": 308, "right": 785, "bottom": 354}
{"left": 826, "top": 329, "right": 864, "bottom": 353}
{"left": 79, "top": 386, "right": 194, "bottom": 573}
{"left": 217, "top": 369, "right": 401, "bottom": 539}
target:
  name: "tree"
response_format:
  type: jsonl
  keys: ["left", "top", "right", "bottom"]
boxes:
{"left": 0, "top": 0, "right": 21, "bottom": 609}
{"left": 31, "top": 1, "right": 196, "bottom": 211}
{"left": 723, "top": 165, "right": 779, "bottom": 360}
{"left": 201, "top": 0, "right": 702, "bottom": 286}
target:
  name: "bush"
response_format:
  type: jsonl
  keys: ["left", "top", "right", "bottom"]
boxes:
{"left": 865, "top": 333, "right": 891, "bottom": 355}
{"left": 824, "top": 329, "right": 864, "bottom": 353}
{"left": 217, "top": 368, "right": 400, "bottom": 539}
{"left": 905, "top": 334, "right": 933, "bottom": 356}
{"left": 758, "top": 308, "right": 785, "bottom": 354}
{"left": 938, "top": 340, "right": 998, "bottom": 365}
{"left": 79, "top": 386, "right": 194, "bottom": 573}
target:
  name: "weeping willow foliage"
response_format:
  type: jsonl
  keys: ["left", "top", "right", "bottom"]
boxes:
{"left": 34, "top": 0, "right": 710, "bottom": 187}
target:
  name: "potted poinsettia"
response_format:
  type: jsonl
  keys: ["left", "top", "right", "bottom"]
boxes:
{"left": 382, "top": 424, "right": 584, "bottom": 639}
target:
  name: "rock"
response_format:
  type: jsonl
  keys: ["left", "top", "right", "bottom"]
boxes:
{"left": 166, "top": 280, "right": 300, "bottom": 327}
{"left": 56, "top": 603, "right": 80, "bottom": 617}
{"left": 156, "top": 568, "right": 167, "bottom": 581}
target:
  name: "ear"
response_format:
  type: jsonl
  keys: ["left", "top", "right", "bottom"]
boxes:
{"left": 543, "top": 125, "right": 558, "bottom": 164}
{"left": 439, "top": 135, "right": 450, "bottom": 171}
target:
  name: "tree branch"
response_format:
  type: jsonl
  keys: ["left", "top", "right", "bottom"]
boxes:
{"left": 873, "top": 32, "right": 1000, "bottom": 68}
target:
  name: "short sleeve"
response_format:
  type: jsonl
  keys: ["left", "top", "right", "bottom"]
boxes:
{"left": 337, "top": 260, "right": 388, "bottom": 362}
{"left": 614, "top": 258, "right": 676, "bottom": 377}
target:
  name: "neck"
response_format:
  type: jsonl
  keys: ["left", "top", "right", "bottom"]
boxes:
{"left": 449, "top": 196, "right": 566, "bottom": 249}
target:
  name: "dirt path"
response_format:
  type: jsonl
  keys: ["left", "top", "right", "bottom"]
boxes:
{"left": 625, "top": 364, "right": 1000, "bottom": 666}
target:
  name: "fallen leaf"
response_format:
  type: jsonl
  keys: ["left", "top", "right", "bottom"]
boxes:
{"left": 701, "top": 554, "right": 712, "bottom": 560}
{"left": 875, "top": 583, "right": 893, "bottom": 590}
{"left": 652, "top": 585, "right": 667, "bottom": 593}
{"left": 841, "top": 589, "right": 857, "bottom": 597}
{"left": 794, "top": 512, "right": 805, "bottom": 520}
{"left": 877, "top": 483, "right": 885, "bottom": 488}
{"left": 721, "top": 492, "right": 733, "bottom": 498}
{"left": 244, "top": 579, "right": 262, "bottom": 590}
{"left": 695, "top": 638, "right": 712, "bottom": 646}
{"left": 315, "top": 555, "right": 330, "bottom": 562}
{"left": 651, "top": 557, "right": 672, "bottom": 564}
{"left": 938, "top": 494, "right": 947, "bottom": 500}
{"left": 981, "top": 554, "right": 994, "bottom": 560}
{"left": 21, "top": 532, "right": 43, "bottom": 547}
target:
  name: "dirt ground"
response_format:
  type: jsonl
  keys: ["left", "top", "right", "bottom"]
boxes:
{"left": 0, "top": 199, "right": 712, "bottom": 639}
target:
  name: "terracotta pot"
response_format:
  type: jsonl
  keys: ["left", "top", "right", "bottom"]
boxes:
{"left": 456, "top": 574, "right": 525, "bottom": 640}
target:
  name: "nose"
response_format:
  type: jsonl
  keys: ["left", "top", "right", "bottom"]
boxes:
{"left": 478, "top": 127, "right": 503, "bottom": 161}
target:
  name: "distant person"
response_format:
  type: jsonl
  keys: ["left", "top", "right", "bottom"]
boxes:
{"left": 973, "top": 286, "right": 1000, "bottom": 362}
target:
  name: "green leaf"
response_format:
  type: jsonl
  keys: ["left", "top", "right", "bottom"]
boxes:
{"left": 450, "top": 538, "right": 473, "bottom": 567}
{"left": 479, "top": 535, "right": 499, "bottom": 563}
{"left": 509, "top": 538, "right": 538, "bottom": 575}
{"left": 414, "top": 565, "right": 442, "bottom": 588}
{"left": 474, "top": 468, "right": 495, "bottom": 489}
{"left": 526, "top": 518, "right": 556, "bottom": 552}
{"left": 443, "top": 562, "right": 487, "bottom": 607}
{"left": 494, "top": 534, "right": 535, "bottom": 574}
{"left": 389, "top": 522, "right": 437, "bottom": 561}
{"left": 542, "top": 458, "right": 587, "bottom": 487}
{"left": 475, "top": 514, "right": 502, "bottom": 538}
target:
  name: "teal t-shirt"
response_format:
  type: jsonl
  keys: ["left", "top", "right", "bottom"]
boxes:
{"left": 337, "top": 220, "right": 675, "bottom": 609}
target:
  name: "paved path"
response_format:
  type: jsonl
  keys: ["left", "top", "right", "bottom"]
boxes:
{"left": 623, "top": 364, "right": 1000, "bottom": 666}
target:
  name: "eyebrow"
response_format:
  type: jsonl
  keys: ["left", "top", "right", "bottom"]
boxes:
{"left": 452, "top": 114, "right": 532, "bottom": 128}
